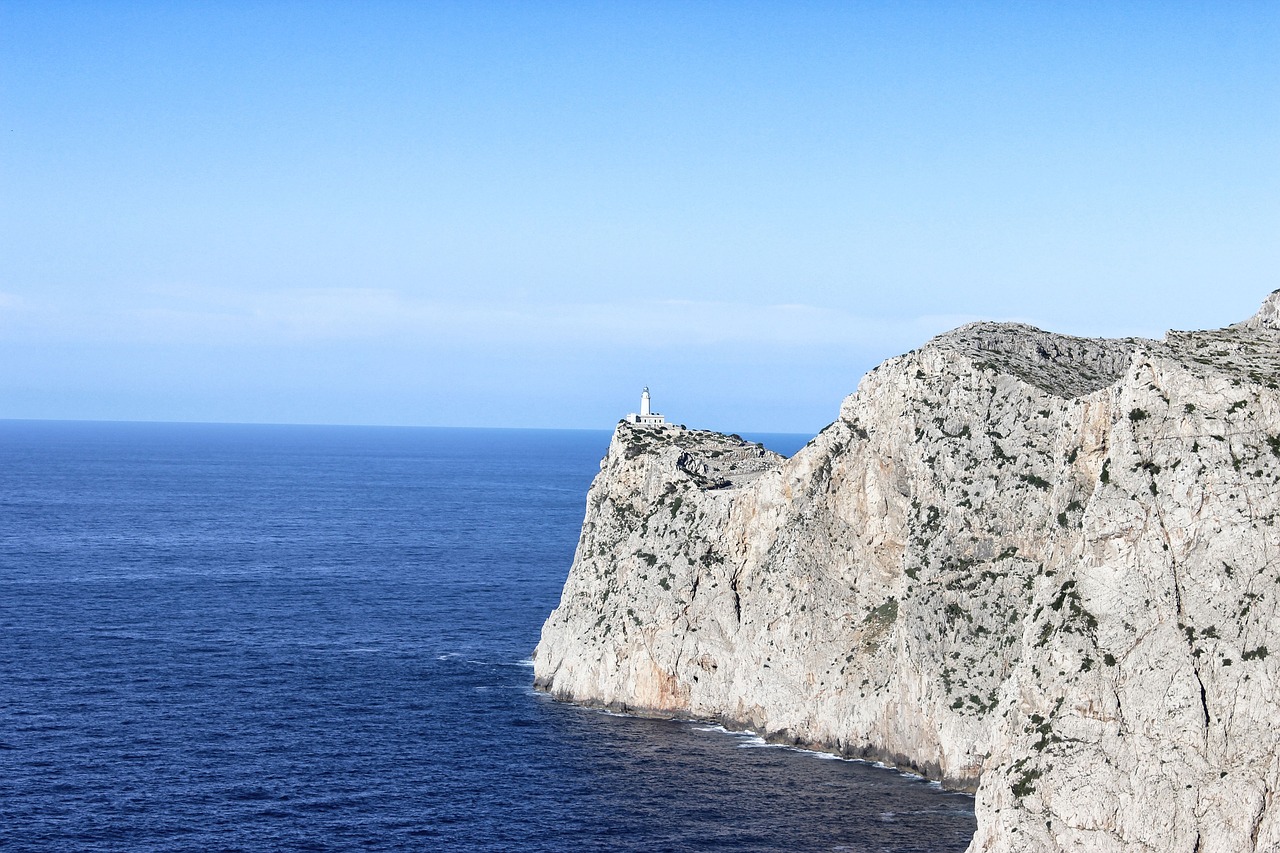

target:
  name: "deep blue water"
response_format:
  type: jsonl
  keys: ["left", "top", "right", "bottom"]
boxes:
{"left": 0, "top": 421, "right": 975, "bottom": 852}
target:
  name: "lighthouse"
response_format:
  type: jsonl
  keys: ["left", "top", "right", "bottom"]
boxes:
{"left": 626, "top": 387, "right": 667, "bottom": 425}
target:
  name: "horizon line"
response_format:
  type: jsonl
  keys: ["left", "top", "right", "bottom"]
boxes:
{"left": 0, "top": 416, "right": 815, "bottom": 436}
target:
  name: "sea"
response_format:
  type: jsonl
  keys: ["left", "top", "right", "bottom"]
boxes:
{"left": 0, "top": 421, "right": 976, "bottom": 852}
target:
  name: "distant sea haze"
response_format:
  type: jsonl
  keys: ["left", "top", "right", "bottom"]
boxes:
{"left": 0, "top": 421, "right": 973, "bottom": 851}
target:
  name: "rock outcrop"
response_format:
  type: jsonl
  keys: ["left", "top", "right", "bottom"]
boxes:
{"left": 534, "top": 292, "right": 1280, "bottom": 853}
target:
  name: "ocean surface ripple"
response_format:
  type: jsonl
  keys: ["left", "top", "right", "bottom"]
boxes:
{"left": 0, "top": 421, "right": 975, "bottom": 852}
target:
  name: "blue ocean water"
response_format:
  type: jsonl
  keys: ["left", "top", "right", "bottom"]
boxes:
{"left": 0, "top": 421, "right": 975, "bottom": 852}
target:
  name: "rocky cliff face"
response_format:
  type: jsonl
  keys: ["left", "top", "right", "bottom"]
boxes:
{"left": 534, "top": 293, "right": 1280, "bottom": 853}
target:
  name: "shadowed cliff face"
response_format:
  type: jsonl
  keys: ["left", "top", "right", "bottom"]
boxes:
{"left": 535, "top": 292, "right": 1280, "bottom": 853}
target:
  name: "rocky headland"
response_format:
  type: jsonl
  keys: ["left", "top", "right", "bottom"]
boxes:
{"left": 534, "top": 292, "right": 1280, "bottom": 852}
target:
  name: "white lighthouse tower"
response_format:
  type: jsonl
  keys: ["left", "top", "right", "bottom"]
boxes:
{"left": 627, "top": 387, "right": 666, "bottom": 425}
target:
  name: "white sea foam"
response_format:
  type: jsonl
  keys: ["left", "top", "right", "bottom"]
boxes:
{"left": 589, "top": 710, "right": 962, "bottom": 795}
{"left": 794, "top": 749, "right": 839, "bottom": 760}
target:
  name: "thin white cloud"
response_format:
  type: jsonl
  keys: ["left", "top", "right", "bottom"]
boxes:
{"left": 0, "top": 285, "right": 988, "bottom": 353}
{"left": 7, "top": 284, "right": 1170, "bottom": 351}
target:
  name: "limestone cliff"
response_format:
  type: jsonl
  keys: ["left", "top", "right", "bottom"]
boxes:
{"left": 534, "top": 292, "right": 1280, "bottom": 853}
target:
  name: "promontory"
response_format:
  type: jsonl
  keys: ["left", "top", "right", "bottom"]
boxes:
{"left": 536, "top": 292, "right": 1280, "bottom": 853}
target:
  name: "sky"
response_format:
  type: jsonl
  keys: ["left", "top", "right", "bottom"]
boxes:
{"left": 2, "top": 2, "right": 1277, "bottom": 434}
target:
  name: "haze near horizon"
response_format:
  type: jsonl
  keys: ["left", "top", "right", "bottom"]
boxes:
{"left": 2, "top": 2, "right": 1277, "bottom": 434}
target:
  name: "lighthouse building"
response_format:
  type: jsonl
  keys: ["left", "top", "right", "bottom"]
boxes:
{"left": 626, "top": 387, "right": 666, "bottom": 425}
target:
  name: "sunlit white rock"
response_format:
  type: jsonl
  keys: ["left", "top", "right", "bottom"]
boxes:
{"left": 536, "top": 293, "right": 1280, "bottom": 853}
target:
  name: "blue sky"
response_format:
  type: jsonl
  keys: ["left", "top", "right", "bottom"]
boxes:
{"left": 2, "top": 2, "right": 1277, "bottom": 433}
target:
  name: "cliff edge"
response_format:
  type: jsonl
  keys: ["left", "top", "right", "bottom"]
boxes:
{"left": 535, "top": 292, "right": 1280, "bottom": 853}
